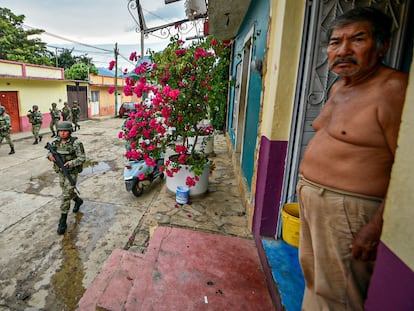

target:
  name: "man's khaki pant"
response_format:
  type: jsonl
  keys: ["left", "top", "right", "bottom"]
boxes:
{"left": 297, "top": 176, "right": 382, "bottom": 311}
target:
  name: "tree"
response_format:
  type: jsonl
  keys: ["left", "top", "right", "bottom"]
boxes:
{"left": 0, "top": 7, "right": 53, "bottom": 65}
{"left": 65, "top": 62, "right": 98, "bottom": 81}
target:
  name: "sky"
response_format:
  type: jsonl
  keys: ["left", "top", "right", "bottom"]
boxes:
{"left": 1, "top": 0, "right": 198, "bottom": 71}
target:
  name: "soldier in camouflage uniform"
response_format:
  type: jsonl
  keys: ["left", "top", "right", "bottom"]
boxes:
{"left": 61, "top": 102, "right": 72, "bottom": 122}
{"left": 71, "top": 101, "right": 81, "bottom": 131}
{"left": 49, "top": 102, "right": 61, "bottom": 137}
{"left": 0, "top": 106, "right": 15, "bottom": 155}
{"left": 47, "top": 121, "right": 86, "bottom": 234}
{"left": 27, "top": 105, "right": 43, "bottom": 144}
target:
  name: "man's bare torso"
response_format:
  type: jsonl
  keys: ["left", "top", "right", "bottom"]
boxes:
{"left": 299, "top": 65, "right": 408, "bottom": 197}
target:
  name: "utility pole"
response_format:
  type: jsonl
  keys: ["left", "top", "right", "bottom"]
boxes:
{"left": 114, "top": 43, "right": 119, "bottom": 116}
{"left": 136, "top": 0, "right": 146, "bottom": 58}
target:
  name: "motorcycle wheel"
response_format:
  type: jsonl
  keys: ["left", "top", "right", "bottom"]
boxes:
{"left": 132, "top": 183, "right": 144, "bottom": 197}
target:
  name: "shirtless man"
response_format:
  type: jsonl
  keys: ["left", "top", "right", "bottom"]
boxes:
{"left": 297, "top": 7, "right": 408, "bottom": 311}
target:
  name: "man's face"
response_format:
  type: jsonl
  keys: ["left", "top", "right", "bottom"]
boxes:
{"left": 327, "top": 21, "right": 384, "bottom": 77}
{"left": 59, "top": 130, "right": 71, "bottom": 139}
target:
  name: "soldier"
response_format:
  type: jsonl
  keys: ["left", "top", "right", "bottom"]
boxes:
{"left": 0, "top": 105, "right": 15, "bottom": 155}
{"left": 71, "top": 100, "right": 81, "bottom": 131}
{"left": 61, "top": 102, "right": 72, "bottom": 122}
{"left": 49, "top": 102, "right": 61, "bottom": 137}
{"left": 47, "top": 121, "right": 85, "bottom": 235}
{"left": 27, "top": 105, "right": 43, "bottom": 144}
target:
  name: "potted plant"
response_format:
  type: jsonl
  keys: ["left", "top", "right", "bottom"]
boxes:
{"left": 114, "top": 35, "right": 231, "bottom": 194}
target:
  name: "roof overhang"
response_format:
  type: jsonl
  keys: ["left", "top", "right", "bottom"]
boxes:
{"left": 205, "top": 0, "right": 251, "bottom": 40}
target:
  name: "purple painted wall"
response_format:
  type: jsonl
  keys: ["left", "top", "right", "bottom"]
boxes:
{"left": 253, "top": 136, "right": 288, "bottom": 238}
{"left": 365, "top": 242, "right": 414, "bottom": 311}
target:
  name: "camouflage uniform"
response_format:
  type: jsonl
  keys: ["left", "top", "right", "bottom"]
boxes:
{"left": 49, "top": 103, "right": 61, "bottom": 137}
{"left": 47, "top": 121, "right": 85, "bottom": 234}
{"left": 0, "top": 106, "right": 15, "bottom": 154}
{"left": 49, "top": 136, "right": 85, "bottom": 213}
{"left": 61, "top": 103, "right": 72, "bottom": 121}
{"left": 71, "top": 102, "right": 81, "bottom": 131}
{"left": 27, "top": 106, "right": 43, "bottom": 144}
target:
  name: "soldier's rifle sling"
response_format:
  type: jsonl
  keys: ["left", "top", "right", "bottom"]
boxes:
{"left": 45, "top": 142, "right": 80, "bottom": 195}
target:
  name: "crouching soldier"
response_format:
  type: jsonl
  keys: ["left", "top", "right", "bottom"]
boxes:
{"left": 46, "top": 121, "right": 85, "bottom": 234}
{"left": 27, "top": 105, "right": 43, "bottom": 144}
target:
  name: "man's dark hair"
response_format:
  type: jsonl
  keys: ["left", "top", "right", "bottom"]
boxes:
{"left": 327, "top": 7, "right": 392, "bottom": 51}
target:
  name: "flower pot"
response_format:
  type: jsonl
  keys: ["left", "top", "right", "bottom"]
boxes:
{"left": 187, "top": 135, "right": 214, "bottom": 155}
{"left": 166, "top": 159, "right": 210, "bottom": 196}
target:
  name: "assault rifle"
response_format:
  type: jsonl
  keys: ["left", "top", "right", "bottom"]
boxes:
{"left": 45, "top": 142, "right": 80, "bottom": 194}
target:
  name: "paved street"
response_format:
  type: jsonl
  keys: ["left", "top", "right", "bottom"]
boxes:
{"left": 0, "top": 117, "right": 250, "bottom": 311}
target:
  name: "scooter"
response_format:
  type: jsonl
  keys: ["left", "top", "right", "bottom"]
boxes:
{"left": 124, "top": 158, "right": 164, "bottom": 197}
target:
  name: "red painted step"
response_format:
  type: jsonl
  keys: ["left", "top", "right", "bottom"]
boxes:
{"left": 124, "top": 226, "right": 275, "bottom": 311}
{"left": 76, "top": 249, "right": 145, "bottom": 311}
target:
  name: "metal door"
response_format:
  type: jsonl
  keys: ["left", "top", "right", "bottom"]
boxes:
{"left": 0, "top": 91, "right": 20, "bottom": 133}
{"left": 283, "top": 0, "right": 414, "bottom": 204}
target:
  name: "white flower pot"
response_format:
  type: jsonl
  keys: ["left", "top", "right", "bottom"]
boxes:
{"left": 187, "top": 135, "right": 214, "bottom": 155}
{"left": 166, "top": 162, "right": 210, "bottom": 196}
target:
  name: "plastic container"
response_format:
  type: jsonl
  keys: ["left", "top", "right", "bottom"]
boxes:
{"left": 281, "top": 202, "right": 300, "bottom": 248}
{"left": 176, "top": 186, "right": 190, "bottom": 204}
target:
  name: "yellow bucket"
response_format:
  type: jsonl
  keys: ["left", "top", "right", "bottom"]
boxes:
{"left": 281, "top": 202, "right": 300, "bottom": 248}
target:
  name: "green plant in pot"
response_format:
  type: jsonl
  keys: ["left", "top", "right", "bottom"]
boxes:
{"left": 115, "top": 35, "right": 231, "bottom": 191}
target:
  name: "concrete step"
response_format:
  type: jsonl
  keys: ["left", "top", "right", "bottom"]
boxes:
{"left": 77, "top": 226, "right": 275, "bottom": 311}
{"left": 124, "top": 226, "right": 275, "bottom": 311}
{"left": 76, "top": 249, "right": 145, "bottom": 311}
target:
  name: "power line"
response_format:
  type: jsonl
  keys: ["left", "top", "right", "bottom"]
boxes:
{"left": 22, "top": 24, "right": 136, "bottom": 67}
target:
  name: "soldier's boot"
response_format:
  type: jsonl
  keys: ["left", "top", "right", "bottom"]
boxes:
{"left": 8, "top": 147, "right": 15, "bottom": 155}
{"left": 73, "top": 197, "right": 83, "bottom": 213}
{"left": 77, "top": 125, "right": 80, "bottom": 130}
{"left": 39, "top": 135, "right": 43, "bottom": 142}
{"left": 51, "top": 130, "right": 56, "bottom": 137}
{"left": 57, "top": 214, "right": 67, "bottom": 235}
{"left": 33, "top": 139, "right": 38, "bottom": 145}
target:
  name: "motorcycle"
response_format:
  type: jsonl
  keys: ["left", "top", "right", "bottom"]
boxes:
{"left": 124, "top": 158, "right": 164, "bottom": 197}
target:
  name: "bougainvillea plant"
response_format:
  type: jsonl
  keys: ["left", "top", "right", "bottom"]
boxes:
{"left": 112, "top": 35, "right": 231, "bottom": 187}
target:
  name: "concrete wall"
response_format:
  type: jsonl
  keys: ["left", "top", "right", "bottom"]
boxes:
{"left": 0, "top": 79, "right": 69, "bottom": 132}
{"left": 253, "top": 0, "right": 305, "bottom": 237}
{"left": 365, "top": 46, "right": 414, "bottom": 311}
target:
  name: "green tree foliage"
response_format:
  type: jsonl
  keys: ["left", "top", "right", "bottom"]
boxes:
{"left": 64, "top": 62, "right": 98, "bottom": 81}
{"left": 0, "top": 7, "right": 53, "bottom": 65}
{"left": 57, "top": 48, "right": 98, "bottom": 80}
{"left": 55, "top": 48, "right": 77, "bottom": 69}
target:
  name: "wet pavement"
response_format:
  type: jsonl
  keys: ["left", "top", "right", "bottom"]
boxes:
{"left": 124, "top": 131, "right": 252, "bottom": 254}
{"left": 3, "top": 117, "right": 254, "bottom": 310}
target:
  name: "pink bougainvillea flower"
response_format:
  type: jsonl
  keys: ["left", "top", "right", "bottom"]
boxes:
{"left": 186, "top": 176, "right": 196, "bottom": 187}
{"left": 138, "top": 173, "right": 146, "bottom": 180}
{"left": 175, "top": 48, "right": 186, "bottom": 57}
{"left": 129, "top": 51, "right": 137, "bottom": 61}
{"left": 108, "top": 60, "right": 116, "bottom": 70}
{"left": 175, "top": 145, "right": 188, "bottom": 153}
{"left": 108, "top": 86, "right": 115, "bottom": 94}
{"left": 123, "top": 85, "right": 133, "bottom": 96}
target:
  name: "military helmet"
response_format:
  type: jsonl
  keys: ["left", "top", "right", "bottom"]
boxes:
{"left": 0, "top": 106, "right": 5, "bottom": 112}
{"left": 57, "top": 121, "right": 73, "bottom": 132}
{"left": 52, "top": 102, "right": 57, "bottom": 107}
